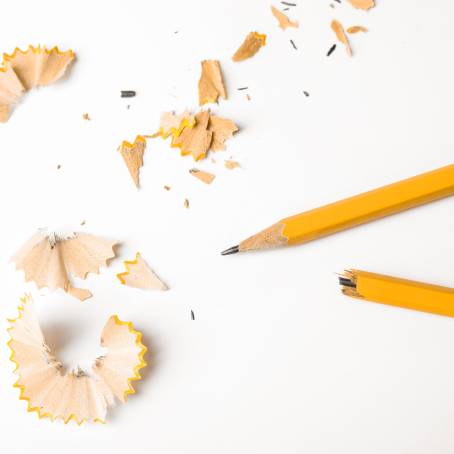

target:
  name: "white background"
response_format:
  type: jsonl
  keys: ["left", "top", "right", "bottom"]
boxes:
{"left": 1, "top": 0, "right": 454, "bottom": 453}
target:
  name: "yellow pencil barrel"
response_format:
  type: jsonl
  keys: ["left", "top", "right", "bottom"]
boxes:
{"left": 282, "top": 164, "right": 454, "bottom": 245}
{"left": 340, "top": 270, "right": 454, "bottom": 318}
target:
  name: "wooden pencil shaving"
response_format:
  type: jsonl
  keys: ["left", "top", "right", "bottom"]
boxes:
{"left": 348, "top": 0, "right": 375, "bottom": 10}
{"left": 12, "top": 231, "right": 117, "bottom": 301}
{"left": 225, "top": 160, "right": 240, "bottom": 169}
{"left": 271, "top": 6, "right": 299, "bottom": 30}
{"left": 153, "top": 110, "right": 195, "bottom": 139}
{"left": 184, "top": 198, "right": 190, "bottom": 209}
{"left": 156, "top": 110, "right": 238, "bottom": 160}
{"left": 347, "top": 26, "right": 368, "bottom": 34}
{"left": 118, "top": 135, "right": 146, "bottom": 188}
{"left": 117, "top": 252, "right": 168, "bottom": 291}
{"left": 172, "top": 110, "right": 213, "bottom": 160}
{"left": 82, "top": 113, "right": 90, "bottom": 120}
{"left": 232, "top": 32, "right": 266, "bottom": 62}
{"left": 189, "top": 168, "right": 216, "bottom": 184}
{"left": 0, "top": 45, "right": 74, "bottom": 122}
{"left": 198, "top": 60, "right": 227, "bottom": 106}
{"left": 208, "top": 115, "right": 239, "bottom": 152}
{"left": 331, "top": 20, "right": 352, "bottom": 56}
{"left": 8, "top": 296, "right": 147, "bottom": 424}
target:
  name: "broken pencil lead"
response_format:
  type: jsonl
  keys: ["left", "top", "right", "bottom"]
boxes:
{"left": 338, "top": 277, "right": 356, "bottom": 288}
{"left": 121, "top": 90, "right": 136, "bottom": 98}
{"left": 221, "top": 245, "right": 240, "bottom": 256}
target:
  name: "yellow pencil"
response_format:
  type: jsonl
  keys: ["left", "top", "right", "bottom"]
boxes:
{"left": 222, "top": 163, "right": 454, "bottom": 255}
{"left": 339, "top": 270, "right": 454, "bottom": 318}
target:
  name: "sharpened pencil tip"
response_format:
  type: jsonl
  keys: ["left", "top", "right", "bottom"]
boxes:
{"left": 221, "top": 245, "right": 239, "bottom": 256}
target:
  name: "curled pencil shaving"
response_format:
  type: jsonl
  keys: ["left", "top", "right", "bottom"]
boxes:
{"left": 152, "top": 110, "right": 195, "bottom": 139}
{"left": 331, "top": 20, "right": 352, "bottom": 56}
{"left": 189, "top": 168, "right": 216, "bottom": 184}
{"left": 118, "top": 135, "right": 146, "bottom": 188}
{"left": 8, "top": 295, "right": 147, "bottom": 425}
{"left": 172, "top": 110, "right": 213, "bottom": 160}
{"left": 271, "top": 6, "right": 299, "bottom": 30}
{"left": 12, "top": 231, "right": 117, "bottom": 301}
{"left": 117, "top": 252, "right": 168, "bottom": 291}
{"left": 208, "top": 115, "right": 238, "bottom": 152}
{"left": 232, "top": 32, "right": 266, "bottom": 62}
{"left": 347, "top": 25, "right": 368, "bottom": 34}
{"left": 198, "top": 60, "right": 227, "bottom": 106}
{"left": 0, "top": 45, "right": 74, "bottom": 122}
{"left": 348, "top": 0, "right": 375, "bottom": 11}
{"left": 156, "top": 110, "right": 238, "bottom": 160}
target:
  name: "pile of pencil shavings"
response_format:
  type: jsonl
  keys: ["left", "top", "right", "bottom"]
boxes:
{"left": 153, "top": 109, "right": 238, "bottom": 161}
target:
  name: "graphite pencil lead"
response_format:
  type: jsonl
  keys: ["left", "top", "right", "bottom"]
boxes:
{"left": 221, "top": 245, "right": 239, "bottom": 256}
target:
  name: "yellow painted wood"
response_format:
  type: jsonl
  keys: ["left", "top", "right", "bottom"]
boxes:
{"left": 349, "top": 270, "right": 454, "bottom": 318}
{"left": 281, "top": 164, "right": 454, "bottom": 245}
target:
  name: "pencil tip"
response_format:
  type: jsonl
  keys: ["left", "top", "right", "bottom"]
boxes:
{"left": 221, "top": 245, "right": 239, "bottom": 256}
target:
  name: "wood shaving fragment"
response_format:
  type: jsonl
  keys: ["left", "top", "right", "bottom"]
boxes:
{"left": 347, "top": 25, "right": 368, "bottom": 34}
{"left": 208, "top": 115, "right": 239, "bottom": 152}
{"left": 117, "top": 252, "right": 168, "bottom": 291}
{"left": 348, "top": 0, "right": 375, "bottom": 10}
{"left": 232, "top": 32, "right": 266, "bottom": 62}
{"left": 189, "top": 168, "right": 216, "bottom": 184}
{"left": 184, "top": 198, "right": 190, "bottom": 209}
{"left": 225, "top": 160, "right": 240, "bottom": 169}
{"left": 118, "top": 135, "right": 146, "bottom": 188}
{"left": 271, "top": 6, "right": 299, "bottom": 30}
{"left": 80, "top": 220, "right": 86, "bottom": 226}
{"left": 8, "top": 295, "right": 147, "bottom": 424}
{"left": 172, "top": 110, "right": 213, "bottom": 160}
{"left": 331, "top": 20, "right": 352, "bottom": 56}
{"left": 164, "top": 185, "right": 171, "bottom": 191}
{"left": 0, "top": 45, "right": 74, "bottom": 122}
{"left": 198, "top": 60, "right": 227, "bottom": 106}
{"left": 82, "top": 113, "right": 90, "bottom": 120}
{"left": 156, "top": 110, "right": 238, "bottom": 160}
{"left": 153, "top": 110, "right": 195, "bottom": 139}
{"left": 246, "top": 94, "right": 251, "bottom": 101}
{"left": 12, "top": 231, "right": 117, "bottom": 301}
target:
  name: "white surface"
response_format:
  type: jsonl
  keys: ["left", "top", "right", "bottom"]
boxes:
{"left": 1, "top": 0, "right": 454, "bottom": 452}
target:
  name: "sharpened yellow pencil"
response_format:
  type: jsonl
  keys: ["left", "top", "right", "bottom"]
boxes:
{"left": 222, "top": 163, "right": 454, "bottom": 255}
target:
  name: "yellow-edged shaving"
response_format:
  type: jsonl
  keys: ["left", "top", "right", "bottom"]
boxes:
{"left": 117, "top": 252, "right": 168, "bottom": 290}
{"left": 8, "top": 295, "right": 147, "bottom": 425}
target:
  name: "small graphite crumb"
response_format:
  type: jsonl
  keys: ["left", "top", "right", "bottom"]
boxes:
{"left": 127, "top": 105, "right": 131, "bottom": 110}
{"left": 184, "top": 198, "right": 190, "bottom": 209}
{"left": 330, "top": 3, "right": 335, "bottom": 7}
{"left": 303, "top": 91, "right": 309, "bottom": 97}
{"left": 82, "top": 113, "right": 90, "bottom": 120}
{"left": 80, "top": 220, "right": 86, "bottom": 226}
{"left": 191, "top": 310, "right": 195, "bottom": 320}
{"left": 283, "top": 7, "right": 290, "bottom": 10}
{"left": 164, "top": 185, "right": 171, "bottom": 191}
{"left": 246, "top": 94, "right": 251, "bottom": 101}
{"left": 121, "top": 90, "right": 136, "bottom": 98}
{"left": 327, "top": 44, "right": 337, "bottom": 56}
{"left": 174, "top": 31, "right": 179, "bottom": 34}
{"left": 237, "top": 87, "right": 248, "bottom": 90}
{"left": 57, "top": 164, "right": 61, "bottom": 170}
{"left": 281, "top": 1, "right": 296, "bottom": 5}
{"left": 290, "top": 40, "right": 297, "bottom": 50}
{"left": 334, "top": 0, "right": 341, "bottom": 3}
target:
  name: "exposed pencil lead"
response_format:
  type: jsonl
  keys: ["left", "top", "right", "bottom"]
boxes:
{"left": 221, "top": 245, "right": 239, "bottom": 256}
{"left": 338, "top": 277, "right": 356, "bottom": 288}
